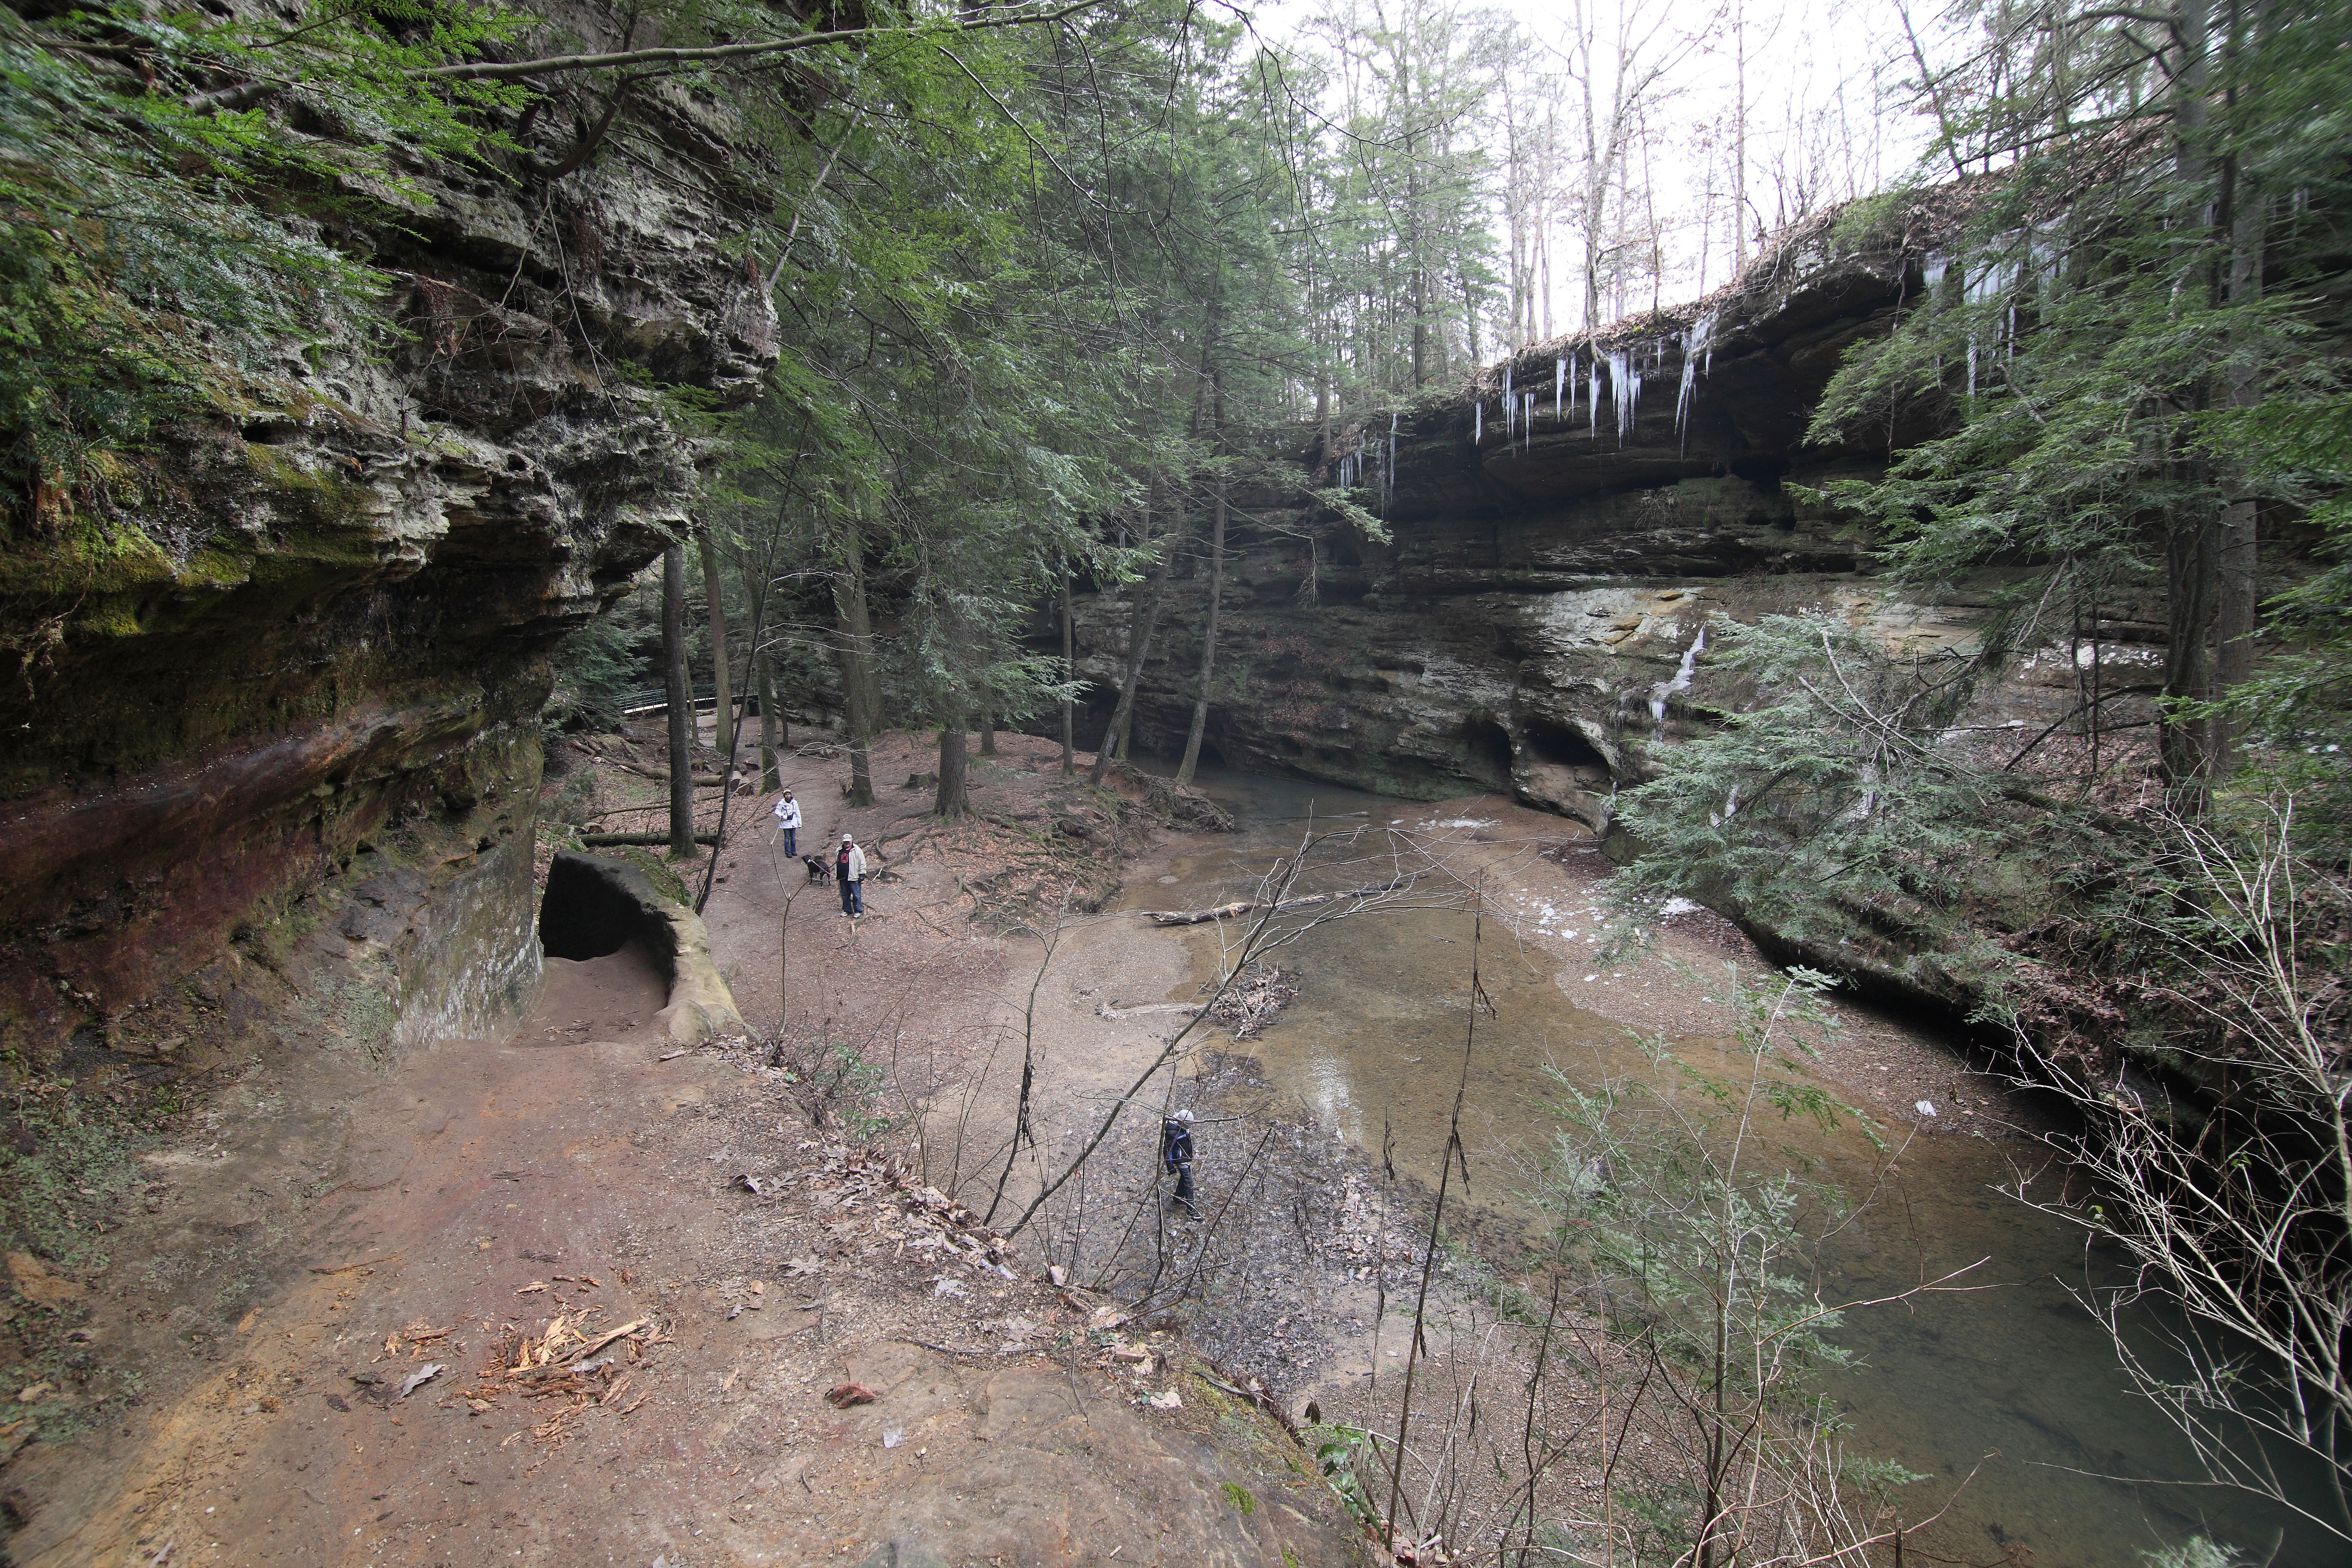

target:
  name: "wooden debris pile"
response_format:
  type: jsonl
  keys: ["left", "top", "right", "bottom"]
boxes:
{"left": 757, "top": 1146, "right": 1019, "bottom": 1275}
{"left": 453, "top": 1309, "right": 657, "bottom": 1446}
{"left": 1210, "top": 962, "right": 1298, "bottom": 1040}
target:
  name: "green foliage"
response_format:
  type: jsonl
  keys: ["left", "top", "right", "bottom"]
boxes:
{"left": 0, "top": 3, "right": 533, "bottom": 520}
{"left": 1813, "top": 0, "right": 2352, "bottom": 790}
{"left": 1310, "top": 1422, "right": 1385, "bottom": 1532}
{"left": 545, "top": 593, "right": 652, "bottom": 737}
{"left": 1609, "top": 613, "right": 2079, "bottom": 1025}
{"left": 0, "top": 1080, "right": 159, "bottom": 1272}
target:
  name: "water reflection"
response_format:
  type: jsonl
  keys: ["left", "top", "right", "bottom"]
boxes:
{"left": 1125, "top": 757, "right": 2325, "bottom": 1568}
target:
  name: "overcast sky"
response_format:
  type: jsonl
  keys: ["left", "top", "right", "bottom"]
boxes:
{"left": 1238, "top": 0, "right": 1947, "bottom": 331}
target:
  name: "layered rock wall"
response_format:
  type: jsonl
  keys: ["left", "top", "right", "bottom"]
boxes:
{"left": 1073, "top": 219, "right": 2164, "bottom": 835}
{"left": 0, "top": 73, "right": 778, "bottom": 1073}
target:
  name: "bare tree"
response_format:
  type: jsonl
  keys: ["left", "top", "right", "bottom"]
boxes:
{"left": 2008, "top": 794, "right": 2352, "bottom": 1543}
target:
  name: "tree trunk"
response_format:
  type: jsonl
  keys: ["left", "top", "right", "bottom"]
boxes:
{"left": 1058, "top": 564, "right": 1076, "bottom": 775}
{"left": 2210, "top": 0, "right": 2269, "bottom": 775}
{"left": 833, "top": 519, "right": 878, "bottom": 807}
{"left": 699, "top": 531, "right": 734, "bottom": 774}
{"left": 1176, "top": 374, "right": 1230, "bottom": 788}
{"left": 935, "top": 720, "right": 970, "bottom": 817}
{"left": 1089, "top": 505, "right": 1180, "bottom": 786}
{"left": 662, "top": 545, "right": 696, "bottom": 859}
{"left": 756, "top": 648, "right": 782, "bottom": 792}
{"left": 2159, "top": 0, "right": 2219, "bottom": 796}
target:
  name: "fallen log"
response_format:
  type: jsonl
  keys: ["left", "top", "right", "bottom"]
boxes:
{"left": 1095, "top": 1001, "right": 1206, "bottom": 1021}
{"left": 1146, "top": 878, "right": 1412, "bottom": 926}
{"left": 579, "top": 832, "right": 720, "bottom": 847}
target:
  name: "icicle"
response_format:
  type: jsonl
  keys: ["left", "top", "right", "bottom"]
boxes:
{"left": 1555, "top": 356, "right": 1566, "bottom": 420}
{"left": 1387, "top": 413, "right": 1397, "bottom": 514}
{"left": 1921, "top": 253, "right": 1948, "bottom": 296}
{"left": 1475, "top": 402, "right": 1483, "bottom": 444}
{"left": 1966, "top": 338, "right": 1977, "bottom": 399}
{"left": 1607, "top": 348, "right": 1644, "bottom": 443}
{"left": 1525, "top": 392, "right": 1535, "bottom": 452}
{"left": 1674, "top": 313, "right": 1717, "bottom": 451}
{"left": 1588, "top": 357, "right": 1602, "bottom": 439}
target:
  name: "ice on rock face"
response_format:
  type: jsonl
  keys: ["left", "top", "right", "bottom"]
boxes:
{"left": 1649, "top": 624, "right": 1707, "bottom": 738}
{"left": 1605, "top": 348, "right": 1644, "bottom": 442}
{"left": 1588, "top": 356, "right": 1603, "bottom": 439}
{"left": 1555, "top": 355, "right": 1567, "bottom": 420}
{"left": 1675, "top": 313, "right": 1716, "bottom": 451}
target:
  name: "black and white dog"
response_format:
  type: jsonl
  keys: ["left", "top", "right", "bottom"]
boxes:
{"left": 801, "top": 854, "right": 834, "bottom": 885}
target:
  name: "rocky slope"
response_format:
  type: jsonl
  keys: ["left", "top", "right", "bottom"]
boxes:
{"left": 1074, "top": 210, "right": 2162, "bottom": 839}
{"left": 0, "top": 73, "right": 776, "bottom": 1079}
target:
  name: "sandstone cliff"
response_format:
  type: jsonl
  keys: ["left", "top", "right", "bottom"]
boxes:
{"left": 1073, "top": 209, "right": 2164, "bottom": 841}
{"left": 0, "top": 75, "right": 777, "bottom": 1075}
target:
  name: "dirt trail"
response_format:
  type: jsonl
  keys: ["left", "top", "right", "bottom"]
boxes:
{"left": 9, "top": 734, "right": 1367, "bottom": 1568}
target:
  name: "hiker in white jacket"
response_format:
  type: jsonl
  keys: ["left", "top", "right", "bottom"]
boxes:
{"left": 835, "top": 834, "right": 867, "bottom": 917}
{"left": 771, "top": 791, "right": 801, "bottom": 856}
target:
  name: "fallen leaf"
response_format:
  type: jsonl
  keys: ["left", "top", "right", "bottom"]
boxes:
{"left": 395, "top": 1364, "right": 444, "bottom": 1401}
{"left": 515, "top": 1281, "right": 548, "bottom": 1295}
{"left": 1145, "top": 1388, "right": 1181, "bottom": 1411}
{"left": 6, "top": 1253, "right": 83, "bottom": 1308}
{"left": 824, "top": 1383, "right": 877, "bottom": 1409}
{"left": 14, "top": 1382, "right": 54, "bottom": 1404}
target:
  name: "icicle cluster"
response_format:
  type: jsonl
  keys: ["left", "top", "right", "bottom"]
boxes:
{"left": 1334, "top": 417, "right": 1399, "bottom": 515}
{"left": 1604, "top": 348, "right": 1645, "bottom": 442}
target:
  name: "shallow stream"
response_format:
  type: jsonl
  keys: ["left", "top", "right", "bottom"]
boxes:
{"left": 1125, "top": 761, "right": 2324, "bottom": 1568}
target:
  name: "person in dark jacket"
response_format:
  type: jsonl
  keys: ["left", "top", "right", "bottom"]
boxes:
{"left": 1160, "top": 1109, "right": 1197, "bottom": 1215}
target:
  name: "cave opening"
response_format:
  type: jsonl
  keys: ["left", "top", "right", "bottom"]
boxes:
{"left": 1462, "top": 717, "right": 1514, "bottom": 787}
{"left": 1520, "top": 716, "right": 1612, "bottom": 778}
{"left": 540, "top": 852, "right": 654, "bottom": 962}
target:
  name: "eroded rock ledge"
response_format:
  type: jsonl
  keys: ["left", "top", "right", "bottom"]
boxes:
{"left": 1074, "top": 207, "right": 2161, "bottom": 840}
{"left": 0, "top": 73, "right": 778, "bottom": 1075}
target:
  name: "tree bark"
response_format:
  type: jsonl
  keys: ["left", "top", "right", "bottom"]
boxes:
{"left": 833, "top": 518, "right": 877, "bottom": 807}
{"left": 2159, "top": 0, "right": 2218, "bottom": 796}
{"left": 699, "top": 531, "right": 734, "bottom": 774}
{"left": 661, "top": 545, "right": 696, "bottom": 859}
{"left": 1058, "top": 563, "right": 1076, "bottom": 774}
{"left": 935, "top": 720, "right": 970, "bottom": 817}
{"left": 2210, "top": 0, "right": 2269, "bottom": 775}
{"left": 1089, "top": 504, "right": 1179, "bottom": 786}
{"left": 756, "top": 648, "right": 782, "bottom": 792}
{"left": 1177, "top": 371, "right": 1230, "bottom": 788}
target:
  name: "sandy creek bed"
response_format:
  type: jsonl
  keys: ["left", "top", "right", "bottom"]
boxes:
{"left": 1088, "top": 761, "right": 2323, "bottom": 1568}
